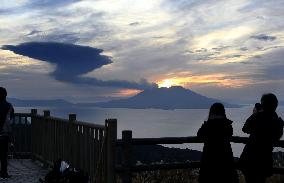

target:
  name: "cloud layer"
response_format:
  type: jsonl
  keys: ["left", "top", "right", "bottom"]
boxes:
{"left": 1, "top": 0, "right": 284, "bottom": 101}
{"left": 250, "top": 34, "right": 277, "bottom": 41}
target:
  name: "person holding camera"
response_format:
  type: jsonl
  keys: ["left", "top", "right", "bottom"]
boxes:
{"left": 240, "top": 93, "right": 283, "bottom": 183}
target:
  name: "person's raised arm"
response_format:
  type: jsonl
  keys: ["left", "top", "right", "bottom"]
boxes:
{"left": 242, "top": 114, "right": 256, "bottom": 134}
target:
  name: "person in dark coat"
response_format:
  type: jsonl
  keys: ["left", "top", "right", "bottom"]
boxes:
{"left": 0, "top": 87, "right": 14, "bottom": 179}
{"left": 197, "top": 103, "right": 238, "bottom": 183}
{"left": 239, "top": 93, "right": 283, "bottom": 183}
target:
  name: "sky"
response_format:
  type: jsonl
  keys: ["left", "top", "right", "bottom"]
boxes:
{"left": 1, "top": 0, "right": 284, "bottom": 103}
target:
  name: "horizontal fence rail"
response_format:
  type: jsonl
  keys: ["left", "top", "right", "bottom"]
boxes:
{"left": 117, "top": 136, "right": 284, "bottom": 147}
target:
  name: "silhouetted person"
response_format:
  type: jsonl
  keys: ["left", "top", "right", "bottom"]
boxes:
{"left": 197, "top": 103, "right": 238, "bottom": 183}
{"left": 0, "top": 87, "right": 14, "bottom": 179}
{"left": 240, "top": 93, "right": 283, "bottom": 183}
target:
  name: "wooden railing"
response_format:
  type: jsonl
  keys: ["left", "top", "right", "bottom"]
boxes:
{"left": 13, "top": 109, "right": 117, "bottom": 183}
{"left": 11, "top": 112, "right": 32, "bottom": 156}
{"left": 12, "top": 111, "right": 284, "bottom": 183}
{"left": 115, "top": 130, "right": 284, "bottom": 183}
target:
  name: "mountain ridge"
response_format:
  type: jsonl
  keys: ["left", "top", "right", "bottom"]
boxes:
{"left": 8, "top": 86, "right": 240, "bottom": 109}
{"left": 94, "top": 86, "right": 239, "bottom": 109}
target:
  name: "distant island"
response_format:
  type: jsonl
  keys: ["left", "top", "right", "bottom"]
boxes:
{"left": 8, "top": 86, "right": 240, "bottom": 109}
{"left": 7, "top": 98, "right": 75, "bottom": 107}
{"left": 116, "top": 145, "right": 202, "bottom": 164}
{"left": 94, "top": 86, "right": 239, "bottom": 109}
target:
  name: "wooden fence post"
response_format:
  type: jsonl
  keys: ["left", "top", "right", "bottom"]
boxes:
{"left": 43, "top": 110, "right": 50, "bottom": 167}
{"left": 122, "top": 130, "right": 132, "bottom": 183}
{"left": 31, "top": 109, "right": 37, "bottom": 160}
{"left": 69, "top": 114, "right": 76, "bottom": 122}
{"left": 44, "top": 110, "right": 50, "bottom": 117}
{"left": 105, "top": 119, "right": 117, "bottom": 183}
{"left": 31, "top": 109, "right": 38, "bottom": 116}
{"left": 68, "top": 114, "right": 76, "bottom": 168}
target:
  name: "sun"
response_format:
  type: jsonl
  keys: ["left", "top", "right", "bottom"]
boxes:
{"left": 157, "top": 79, "right": 177, "bottom": 88}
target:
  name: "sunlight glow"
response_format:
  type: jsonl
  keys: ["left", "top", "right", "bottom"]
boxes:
{"left": 156, "top": 73, "right": 253, "bottom": 89}
{"left": 192, "top": 26, "right": 253, "bottom": 49}
{"left": 158, "top": 79, "right": 178, "bottom": 88}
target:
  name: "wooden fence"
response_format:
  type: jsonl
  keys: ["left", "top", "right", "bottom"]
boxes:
{"left": 115, "top": 130, "right": 284, "bottom": 183}
{"left": 11, "top": 112, "right": 32, "bottom": 157}
{"left": 11, "top": 110, "right": 284, "bottom": 183}
{"left": 13, "top": 109, "right": 117, "bottom": 183}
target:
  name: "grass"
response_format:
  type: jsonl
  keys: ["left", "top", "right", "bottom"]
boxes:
{"left": 115, "top": 152, "right": 284, "bottom": 182}
{"left": 116, "top": 169, "right": 284, "bottom": 183}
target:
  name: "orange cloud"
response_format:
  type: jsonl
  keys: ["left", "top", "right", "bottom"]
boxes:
{"left": 155, "top": 72, "right": 252, "bottom": 88}
{"left": 110, "top": 88, "right": 142, "bottom": 97}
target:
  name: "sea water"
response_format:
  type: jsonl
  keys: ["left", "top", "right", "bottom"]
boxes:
{"left": 15, "top": 106, "right": 284, "bottom": 157}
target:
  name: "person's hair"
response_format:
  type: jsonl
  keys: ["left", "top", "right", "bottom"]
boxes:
{"left": 0, "top": 87, "right": 7, "bottom": 100}
{"left": 261, "top": 93, "right": 278, "bottom": 112}
{"left": 209, "top": 103, "right": 226, "bottom": 118}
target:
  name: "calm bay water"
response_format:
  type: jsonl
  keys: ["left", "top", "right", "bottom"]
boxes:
{"left": 15, "top": 106, "right": 284, "bottom": 157}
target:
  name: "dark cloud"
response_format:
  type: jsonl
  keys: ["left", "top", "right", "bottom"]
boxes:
{"left": 262, "top": 46, "right": 283, "bottom": 51}
{"left": 226, "top": 54, "right": 242, "bottom": 58}
{"left": 252, "top": 55, "right": 262, "bottom": 59}
{"left": 258, "top": 48, "right": 284, "bottom": 80}
{"left": 27, "top": 0, "right": 80, "bottom": 8}
{"left": 74, "top": 77, "right": 157, "bottom": 90}
{"left": 250, "top": 34, "right": 276, "bottom": 41}
{"left": 153, "top": 36, "right": 166, "bottom": 39}
{"left": 129, "top": 22, "right": 141, "bottom": 26}
{"left": 44, "top": 33, "right": 80, "bottom": 43}
{"left": 195, "top": 48, "right": 208, "bottom": 53}
{"left": 239, "top": 1, "right": 284, "bottom": 15}
{"left": 163, "top": 0, "right": 217, "bottom": 12}
{"left": 239, "top": 47, "right": 248, "bottom": 51}
{"left": 0, "top": 8, "right": 14, "bottom": 15}
{"left": 0, "top": 0, "right": 79, "bottom": 15}
{"left": 236, "top": 48, "right": 284, "bottom": 80}
{"left": 2, "top": 42, "right": 110, "bottom": 77}
{"left": 26, "top": 31, "right": 80, "bottom": 43}
{"left": 211, "top": 46, "right": 231, "bottom": 51}
{"left": 1, "top": 42, "right": 157, "bottom": 89}
{"left": 256, "top": 16, "right": 265, "bottom": 20}
{"left": 25, "top": 30, "right": 43, "bottom": 36}
{"left": 263, "top": 64, "right": 284, "bottom": 80}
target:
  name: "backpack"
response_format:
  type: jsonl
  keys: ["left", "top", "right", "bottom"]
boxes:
{"left": 40, "top": 160, "right": 89, "bottom": 183}
{"left": 0, "top": 107, "right": 12, "bottom": 137}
